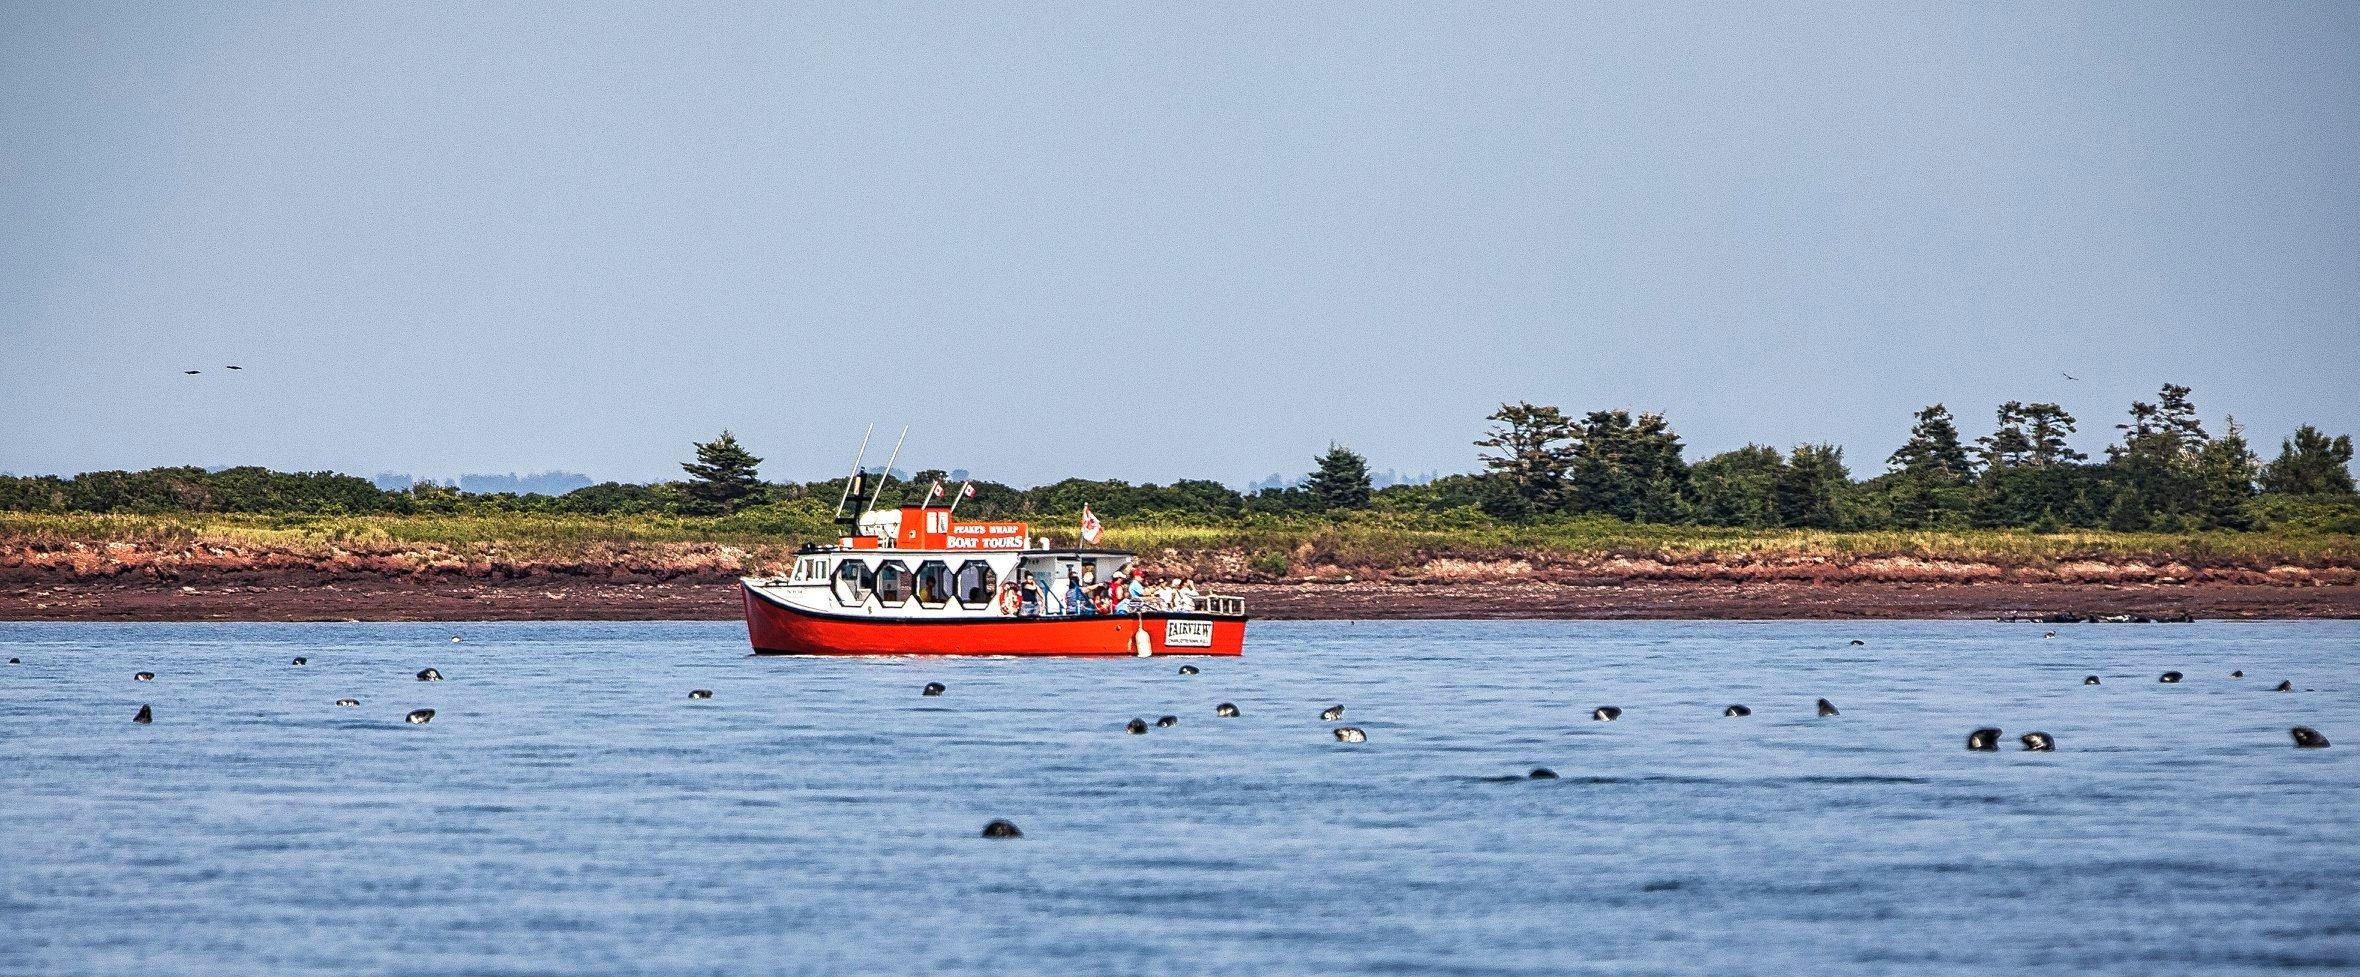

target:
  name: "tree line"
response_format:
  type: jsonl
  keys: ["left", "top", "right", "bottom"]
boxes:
{"left": 0, "top": 385, "right": 2351, "bottom": 532}
{"left": 1459, "top": 384, "right": 2353, "bottom": 532}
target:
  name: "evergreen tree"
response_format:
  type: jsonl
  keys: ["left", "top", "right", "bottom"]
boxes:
{"left": 680, "top": 431, "right": 764, "bottom": 515}
{"left": 1888, "top": 404, "right": 1974, "bottom": 481}
{"left": 1567, "top": 409, "right": 1691, "bottom": 521}
{"left": 1475, "top": 402, "right": 1577, "bottom": 516}
{"left": 1689, "top": 445, "right": 1784, "bottom": 528}
{"left": 2259, "top": 425, "right": 2356, "bottom": 495}
{"left": 1775, "top": 443, "right": 1851, "bottom": 529}
{"left": 1977, "top": 401, "right": 2036, "bottom": 469}
{"left": 1305, "top": 443, "right": 1373, "bottom": 511}
{"left": 2107, "top": 384, "right": 2210, "bottom": 524}
{"left": 2193, "top": 417, "right": 2258, "bottom": 529}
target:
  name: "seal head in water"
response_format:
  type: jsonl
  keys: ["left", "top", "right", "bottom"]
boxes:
{"left": 416, "top": 668, "right": 442, "bottom": 682}
{"left": 1125, "top": 718, "right": 1148, "bottom": 735}
{"left": 1320, "top": 705, "right": 1344, "bottom": 721}
{"left": 1592, "top": 706, "right": 1621, "bottom": 721}
{"left": 405, "top": 708, "right": 435, "bottom": 724}
{"left": 132, "top": 704, "right": 152, "bottom": 724}
{"left": 1177, "top": 665, "right": 1198, "bottom": 676}
{"left": 134, "top": 671, "right": 154, "bottom": 682}
{"left": 1215, "top": 703, "right": 1240, "bottom": 718}
{"left": 291, "top": 657, "right": 307, "bottom": 666}
{"left": 981, "top": 819, "right": 1023, "bottom": 839}
{"left": 1155, "top": 715, "right": 1178, "bottom": 728}
{"left": 688, "top": 689, "right": 713, "bottom": 700}
{"left": 2291, "top": 726, "right": 2330, "bottom": 748}
{"left": 2083, "top": 675, "right": 2101, "bottom": 685}
{"left": 1724, "top": 704, "right": 1751, "bottom": 717}
{"left": 1332, "top": 726, "right": 1367, "bottom": 743}
{"left": 1528, "top": 768, "right": 1559, "bottom": 779}
{"left": 1966, "top": 728, "right": 2001, "bottom": 751}
{"left": 922, "top": 682, "right": 945, "bottom": 697}
{"left": 2275, "top": 680, "right": 2294, "bottom": 692}
{"left": 1816, "top": 698, "right": 1840, "bottom": 717}
{"left": 2159, "top": 671, "right": 2182, "bottom": 683}
{"left": 2020, "top": 731, "right": 2055, "bottom": 751}
{"left": 336, "top": 698, "right": 359, "bottom": 707}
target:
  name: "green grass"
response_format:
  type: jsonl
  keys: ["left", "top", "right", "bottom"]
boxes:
{"left": 7, "top": 506, "right": 2349, "bottom": 572}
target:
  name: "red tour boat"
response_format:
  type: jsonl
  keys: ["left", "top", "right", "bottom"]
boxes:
{"left": 740, "top": 502, "right": 1248, "bottom": 657}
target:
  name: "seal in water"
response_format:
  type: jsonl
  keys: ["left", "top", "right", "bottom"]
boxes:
{"left": 2230, "top": 670, "right": 2244, "bottom": 678}
{"left": 134, "top": 671, "right": 154, "bottom": 682}
{"left": 2044, "top": 631, "right": 2058, "bottom": 639}
{"left": 1529, "top": 768, "right": 1559, "bottom": 779}
{"left": 1592, "top": 706, "right": 1622, "bottom": 721}
{"left": 291, "top": 657, "right": 308, "bottom": 666}
{"left": 336, "top": 698, "right": 359, "bottom": 707}
{"left": 416, "top": 668, "right": 442, "bottom": 681}
{"left": 688, "top": 689, "right": 714, "bottom": 700}
{"left": 981, "top": 819, "right": 1023, "bottom": 838}
{"left": 922, "top": 682, "right": 945, "bottom": 697}
{"left": 1155, "top": 715, "right": 1179, "bottom": 728}
{"left": 1125, "top": 718, "right": 1148, "bottom": 735}
{"left": 1333, "top": 726, "right": 1367, "bottom": 743}
{"left": 6, "top": 658, "right": 17, "bottom": 664}
{"left": 405, "top": 708, "right": 435, "bottom": 724}
{"left": 1724, "top": 704, "right": 1751, "bottom": 717}
{"left": 1816, "top": 698, "right": 1840, "bottom": 717}
{"left": 1849, "top": 639, "right": 1865, "bottom": 646}
{"left": 132, "top": 704, "right": 152, "bottom": 724}
{"left": 2291, "top": 726, "right": 2330, "bottom": 748}
{"left": 1215, "top": 703, "right": 1240, "bottom": 718}
{"left": 2083, "top": 675, "right": 2102, "bottom": 685}
{"left": 450, "top": 635, "right": 462, "bottom": 643}
{"left": 1319, "top": 705, "right": 1345, "bottom": 721}
{"left": 2159, "top": 671, "right": 2182, "bottom": 683}
{"left": 1966, "top": 728, "right": 2001, "bottom": 751}
{"left": 1177, "top": 665, "right": 1199, "bottom": 676}
{"left": 2020, "top": 731, "right": 2055, "bottom": 751}
{"left": 2275, "top": 680, "right": 2294, "bottom": 692}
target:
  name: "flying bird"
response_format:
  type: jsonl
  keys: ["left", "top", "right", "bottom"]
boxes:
{"left": 2061, "top": 372, "right": 2079, "bottom": 381}
{"left": 225, "top": 365, "right": 243, "bottom": 370}
{"left": 183, "top": 370, "right": 201, "bottom": 375}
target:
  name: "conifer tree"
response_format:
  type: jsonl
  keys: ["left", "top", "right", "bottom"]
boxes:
{"left": 2259, "top": 425, "right": 2356, "bottom": 495}
{"left": 1305, "top": 443, "right": 1372, "bottom": 511}
{"left": 1888, "top": 404, "right": 1973, "bottom": 481}
{"left": 1475, "top": 402, "right": 1577, "bottom": 515}
{"left": 680, "top": 431, "right": 764, "bottom": 515}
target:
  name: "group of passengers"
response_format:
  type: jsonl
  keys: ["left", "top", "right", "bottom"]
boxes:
{"left": 1013, "top": 568, "right": 1199, "bottom": 616}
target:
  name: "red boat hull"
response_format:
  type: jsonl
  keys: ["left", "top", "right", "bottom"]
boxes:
{"left": 741, "top": 584, "right": 1246, "bottom": 656}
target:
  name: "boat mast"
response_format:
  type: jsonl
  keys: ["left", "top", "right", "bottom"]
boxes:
{"left": 831, "top": 423, "right": 875, "bottom": 523}
{"left": 862, "top": 426, "right": 909, "bottom": 515}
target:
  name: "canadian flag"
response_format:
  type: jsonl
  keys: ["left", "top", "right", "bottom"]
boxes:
{"left": 927, "top": 480, "right": 944, "bottom": 500}
{"left": 959, "top": 481, "right": 976, "bottom": 499}
{"left": 1079, "top": 505, "right": 1103, "bottom": 545}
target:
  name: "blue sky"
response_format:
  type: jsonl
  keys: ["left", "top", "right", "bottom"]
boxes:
{"left": 4, "top": 2, "right": 2355, "bottom": 487}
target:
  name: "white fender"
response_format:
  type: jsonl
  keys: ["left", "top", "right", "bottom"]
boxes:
{"left": 1132, "top": 627, "right": 1152, "bottom": 656}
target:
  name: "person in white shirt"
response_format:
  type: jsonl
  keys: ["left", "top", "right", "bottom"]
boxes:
{"left": 1175, "top": 579, "right": 1199, "bottom": 612}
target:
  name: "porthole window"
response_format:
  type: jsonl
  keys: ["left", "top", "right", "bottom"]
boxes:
{"left": 874, "top": 560, "right": 913, "bottom": 606}
{"left": 833, "top": 560, "right": 875, "bottom": 606}
{"left": 953, "top": 561, "right": 998, "bottom": 607}
{"left": 914, "top": 560, "right": 952, "bottom": 608}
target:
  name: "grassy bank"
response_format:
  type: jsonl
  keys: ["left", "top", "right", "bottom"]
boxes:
{"left": 3, "top": 507, "right": 2355, "bottom": 585}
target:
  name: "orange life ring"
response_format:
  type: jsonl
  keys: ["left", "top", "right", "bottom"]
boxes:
{"left": 999, "top": 587, "right": 1022, "bottom": 615}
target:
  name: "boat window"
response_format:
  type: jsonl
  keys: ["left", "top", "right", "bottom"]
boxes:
{"left": 913, "top": 560, "right": 952, "bottom": 608}
{"left": 874, "top": 560, "right": 912, "bottom": 606}
{"left": 953, "top": 560, "right": 997, "bottom": 606}
{"left": 832, "top": 560, "right": 875, "bottom": 606}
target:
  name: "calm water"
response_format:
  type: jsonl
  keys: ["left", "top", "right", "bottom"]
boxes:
{"left": 1, "top": 620, "right": 2355, "bottom": 976}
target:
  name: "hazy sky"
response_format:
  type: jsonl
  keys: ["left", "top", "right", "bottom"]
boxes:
{"left": 5, "top": 2, "right": 2355, "bottom": 487}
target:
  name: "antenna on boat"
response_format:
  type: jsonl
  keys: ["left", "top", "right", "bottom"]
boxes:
{"left": 862, "top": 425, "right": 909, "bottom": 515}
{"left": 831, "top": 423, "right": 875, "bottom": 523}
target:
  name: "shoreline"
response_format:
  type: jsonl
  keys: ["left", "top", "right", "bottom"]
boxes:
{"left": 5, "top": 577, "right": 2354, "bottom": 622}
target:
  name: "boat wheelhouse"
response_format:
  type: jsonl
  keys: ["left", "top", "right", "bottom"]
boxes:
{"left": 740, "top": 505, "right": 1247, "bottom": 656}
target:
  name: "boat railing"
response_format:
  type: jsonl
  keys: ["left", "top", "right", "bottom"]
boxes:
{"left": 1197, "top": 594, "right": 1246, "bottom": 617}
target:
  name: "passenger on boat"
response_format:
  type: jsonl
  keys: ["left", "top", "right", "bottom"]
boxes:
{"left": 1019, "top": 574, "right": 1041, "bottom": 616}
{"left": 1176, "top": 579, "right": 1199, "bottom": 612}
{"left": 1065, "top": 575, "right": 1094, "bottom": 616}
{"left": 1121, "top": 571, "right": 1148, "bottom": 613}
